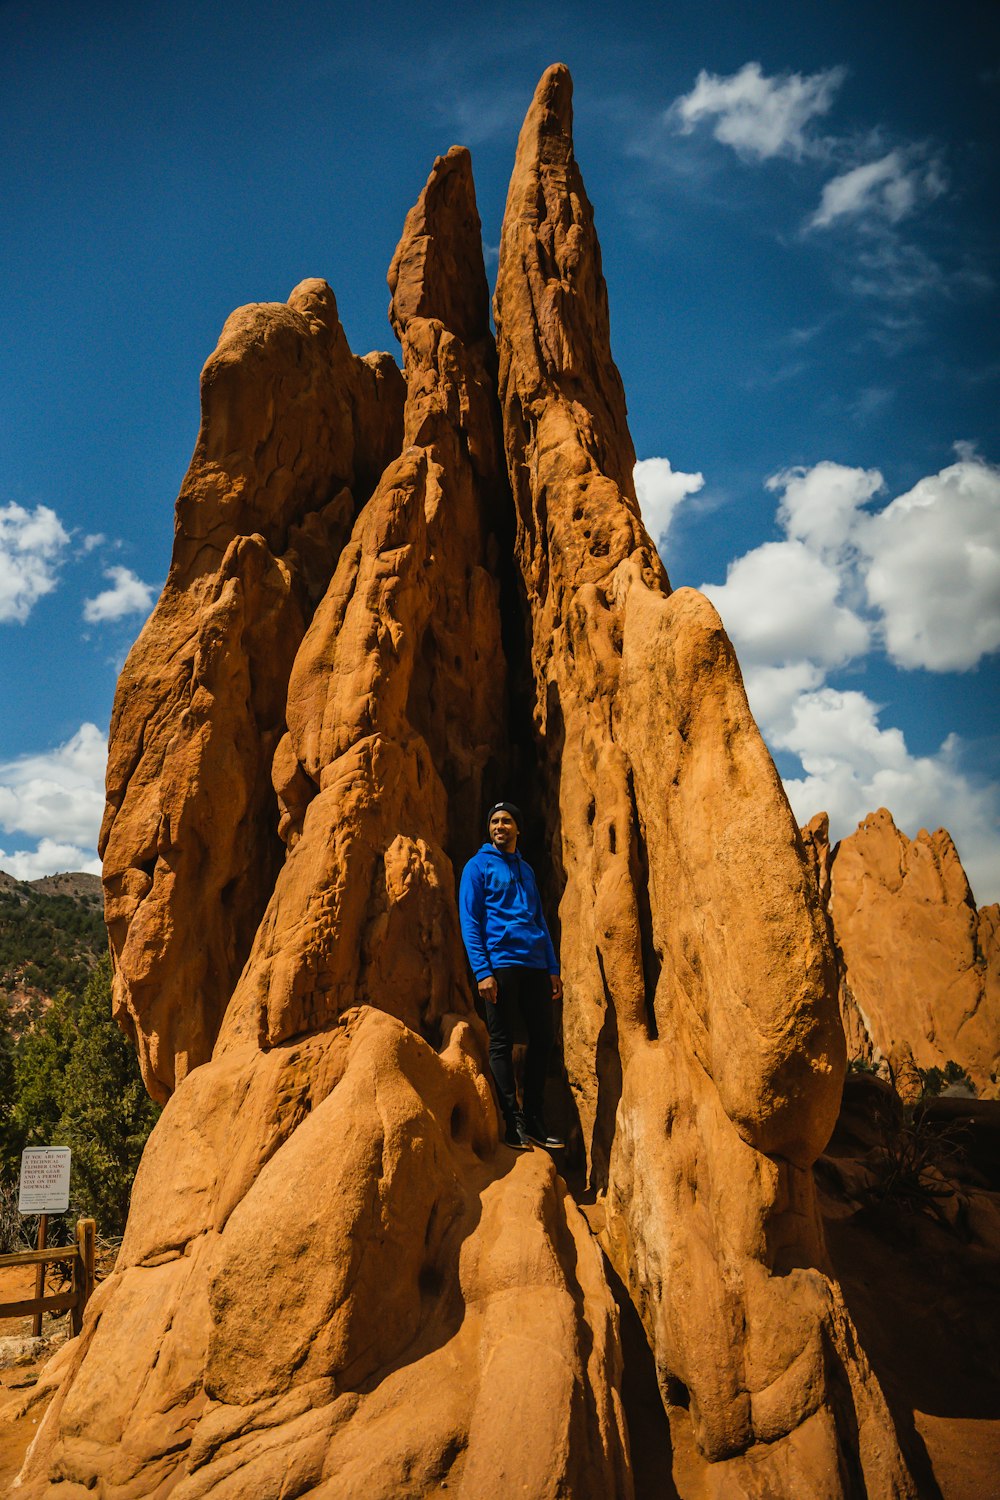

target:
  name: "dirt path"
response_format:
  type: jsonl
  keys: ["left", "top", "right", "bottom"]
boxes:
{"left": 0, "top": 1263, "right": 70, "bottom": 1491}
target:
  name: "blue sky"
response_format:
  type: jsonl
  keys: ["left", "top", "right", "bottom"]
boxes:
{"left": 2, "top": 0, "right": 999, "bottom": 898}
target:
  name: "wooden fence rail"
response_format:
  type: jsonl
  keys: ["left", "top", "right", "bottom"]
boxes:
{"left": 0, "top": 1218, "right": 96, "bottom": 1337}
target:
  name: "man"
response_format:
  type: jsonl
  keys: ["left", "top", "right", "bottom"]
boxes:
{"left": 459, "top": 801, "right": 565, "bottom": 1151}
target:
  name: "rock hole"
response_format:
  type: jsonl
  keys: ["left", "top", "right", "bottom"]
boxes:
{"left": 608, "top": 823, "right": 617, "bottom": 855}
{"left": 418, "top": 1264, "right": 445, "bottom": 1299}
{"left": 449, "top": 1103, "right": 466, "bottom": 1140}
{"left": 573, "top": 506, "right": 584, "bottom": 521}
{"left": 664, "top": 1375, "right": 690, "bottom": 1410}
{"left": 591, "top": 541, "right": 609, "bottom": 557}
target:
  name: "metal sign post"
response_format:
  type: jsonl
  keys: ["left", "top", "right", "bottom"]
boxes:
{"left": 18, "top": 1147, "right": 72, "bottom": 1338}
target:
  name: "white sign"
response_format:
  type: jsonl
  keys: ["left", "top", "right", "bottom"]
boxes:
{"left": 18, "top": 1147, "right": 71, "bottom": 1214}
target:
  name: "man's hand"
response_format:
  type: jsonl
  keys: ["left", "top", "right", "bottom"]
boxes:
{"left": 478, "top": 975, "right": 498, "bottom": 1004}
{"left": 550, "top": 975, "right": 563, "bottom": 1001}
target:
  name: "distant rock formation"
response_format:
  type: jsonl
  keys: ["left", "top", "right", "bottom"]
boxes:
{"left": 19, "top": 67, "right": 916, "bottom": 1500}
{"left": 803, "top": 808, "right": 1000, "bottom": 1097}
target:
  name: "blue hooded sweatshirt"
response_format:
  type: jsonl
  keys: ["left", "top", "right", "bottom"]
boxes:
{"left": 459, "top": 843, "right": 559, "bottom": 981}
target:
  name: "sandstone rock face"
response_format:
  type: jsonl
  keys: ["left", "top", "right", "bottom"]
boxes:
{"left": 100, "top": 277, "right": 405, "bottom": 1102}
{"left": 19, "top": 144, "right": 631, "bottom": 1500}
{"left": 22, "top": 68, "right": 922, "bottom": 1500}
{"left": 493, "top": 64, "right": 913, "bottom": 1497}
{"left": 803, "top": 808, "right": 1000, "bottom": 1095}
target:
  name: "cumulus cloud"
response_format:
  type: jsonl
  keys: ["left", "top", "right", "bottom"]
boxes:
{"left": 744, "top": 451, "right": 1000, "bottom": 674}
{"left": 700, "top": 449, "right": 1000, "bottom": 901}
{"left": 810, "top": 149, "right": 947, "bottom": 230}
{"left": 702, "top": 539, "right": 869, "bottom": 667}
{"left": 862, "top": 456, "right": 1000, "bottom": 670}
{"left": 0, "top": 838, "right": 102, "bottom": 881}
{"left": 0, "top": 502, "right": 70, "bottom": 623}
{"left": 0, "top": 723, "right": 107, "bottom": 872}
{"left": 776, "top": 692, "right": 1000, "bottom": 904}
{"left": 769, "top": 459, "right": 882, "bottom": 556}
{"left": 671, "top": 61, "right": 845, "bottom": 161}
{"left": 634, "top": 457, "right": 705, "bottom": 544}
{"left": 82, "top": 565, "right": 155, "bottom": 624}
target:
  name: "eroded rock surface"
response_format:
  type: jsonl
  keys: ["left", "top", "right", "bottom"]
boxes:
{"left": 803, "top": 808, "right": 1000, "bottom": 1095}
{"left": 22, "top": 66, "right": 927, "bottom": 1500}
{"left": 20, "top": 146, "right": 630, "bottom": 1499}
{"left": 493, "top": 64, "right": 914, "bottom": 1497}
{"left": 100, "top": 277, "right": 405, "bottom": 1102}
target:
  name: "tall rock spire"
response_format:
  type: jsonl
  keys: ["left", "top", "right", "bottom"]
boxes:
{"left": 17, "top": 143, "right": 632, "bottom": 1500}
{"left": 494, "top": 63, "right": 914, "bottom": 1498}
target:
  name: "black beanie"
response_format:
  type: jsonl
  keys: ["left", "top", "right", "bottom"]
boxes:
{"left": 487, "top": 801, "right": 523, "bottom": 831}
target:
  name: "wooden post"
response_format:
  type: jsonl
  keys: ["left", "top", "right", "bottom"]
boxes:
{"left": 70, "top": 1218, "right": 96, "bottom": 1335}
{"left": 78, "top": 1218, "right": 96, "bottom": 1311}
{"left": 31, "top": 1214, "right": 48, "bottom": 1338}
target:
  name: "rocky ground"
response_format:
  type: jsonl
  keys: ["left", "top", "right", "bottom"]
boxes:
{"left": 813, "top": 1074, "right": 1000, "bottom": 1500}
{"left": 3, "top": 1101, "right": 999, "bottom": 1500}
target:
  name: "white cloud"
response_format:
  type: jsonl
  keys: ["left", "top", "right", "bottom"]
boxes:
{"left": 810, "top": 149, "right": 947, "bottom": 230}
{"left": 634, "top": 457, "right": 705, "bottom": 544}
{"left": 0, "top": 838, "right": 102, "bottom": 881}
{"left": 777, "top": 693, "right": 1000, "bottom": 904}
{"left": 699, "top": 450, "right": 1000, "bottom": 903}
{"left": 82, "top": 565, "right": 155, "bottom": 624}
{"left": 702, "top": 538, "right": 869, "bottom": 667}
{"left": 671, "top": 61, "right": 845, "bottom": 161}
{"left": 0, "top": 502, "right": 70, "bottom": 623}
{"left": 769, "top": 460, "right": 882, "bottom": 556}
{"left": 861, "top": 455, "right": 1000, "bottom": 670}
{"left": 741, "top": 661, "right": 826, "bottom": 736}
{"left": 0, "top": 723, "right": 107, "bottom": 859}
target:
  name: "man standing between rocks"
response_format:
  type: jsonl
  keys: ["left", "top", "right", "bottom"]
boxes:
{"left": 459, "top": 802, "right": 565, "bottom": 1151}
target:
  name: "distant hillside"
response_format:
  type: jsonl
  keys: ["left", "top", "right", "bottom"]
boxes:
{"left": 0, "top": 870, "right": 106, "bottom": 1034}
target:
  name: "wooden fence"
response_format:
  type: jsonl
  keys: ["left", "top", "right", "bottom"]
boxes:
{"left": 0, "top": 1218, "right": 96, "bottom": 1337}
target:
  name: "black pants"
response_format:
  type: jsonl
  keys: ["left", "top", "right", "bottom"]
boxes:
{"left": 485, "top": 966, "right": 553, "bottom": 1130}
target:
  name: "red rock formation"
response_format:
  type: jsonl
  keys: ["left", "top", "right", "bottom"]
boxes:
{"left": 100, "top": 278, "right": 405, "bottom": 1102}
{"left": 18, "top": 145, "right": 631, "bottom": 1499}
{"left": 21, "top": 68, "right": 926, "bottom": 1500}
{"left": 493, "top": 64, "right": 913, "bottom": 1496}
{"left": 803, "top": 808, "right": 1000, "bottom": 1095}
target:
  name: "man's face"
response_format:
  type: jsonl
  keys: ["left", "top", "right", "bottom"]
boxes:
{"left": 489, "top": 810, "right": 518, "bottom": 852}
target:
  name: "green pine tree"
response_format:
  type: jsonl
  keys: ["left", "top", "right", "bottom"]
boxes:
{"left": 4, "top": 956, "right": 160, "bottom": 1235}
{"left": 57, "top": 957, "right": 160, "bottom": 1233}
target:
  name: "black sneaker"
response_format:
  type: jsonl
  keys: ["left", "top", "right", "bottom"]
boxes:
{"left": 525, "top": 1119, "right": 565, "bottom": 1150}
{"left": 503, "top": 1119, "right": 531, "bottom": 1150}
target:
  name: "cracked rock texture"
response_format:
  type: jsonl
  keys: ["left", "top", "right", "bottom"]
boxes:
{"left": 21, "top": 68, "right": 920, "bottom": 1500}
{"left": 803, "top": 808, "right": 1000, "bottom": 1096}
